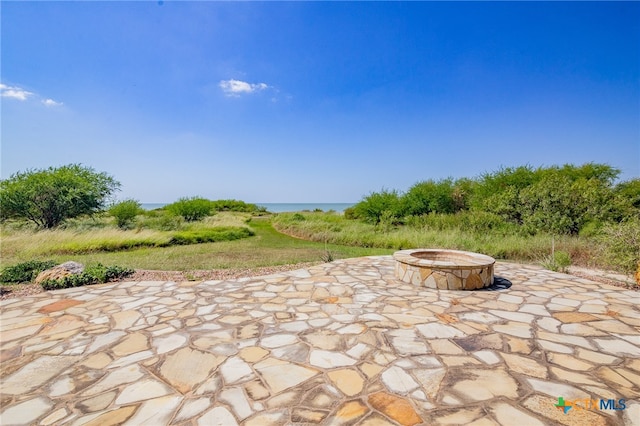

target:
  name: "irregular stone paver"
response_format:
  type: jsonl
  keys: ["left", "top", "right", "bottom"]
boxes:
{"left": 1, "top": 257, "right": 638, "bottom": 425}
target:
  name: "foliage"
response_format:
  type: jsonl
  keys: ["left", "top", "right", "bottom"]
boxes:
{"left": 39, "top": 263, "right": 134, "bottom": 290}
{"left": 0, "top": 259, "right": 56, "bottom": 283}
{"left": 167, "top": 227, "right": 255, "bottom": 245}
{"left": 595, "top": 218, "right": 640, "bottom": 275}
{"left": 109, "top": 199, "right": 142, "bottom": 229}
{"left": 350, "top": 189, "right": 404, "bottom": 224}
{"left": 541, "top": 250, "right": 572, "bottom": 273}
{"left": 403, "top": 178, "right": 460, "bottom": 216}
{"left": 614, "top": 178, "right": 640, "bottom": 210}
{"left": 210, "top": 199, "right": 267, "bottom": 213}
{"left": 0, "top": 164, "right": 120, "bottom": 228}
{"left": 348, "top": 163, "right": 634, "bottom": 236}
{"left": 292, "top": 213, "right": 306, "bottom": 221}
{"left": 165, "top": 197, "right": 213, "bottom": 221}
{"left": 138, "top": 211, "right": 184, "bottom": 231}
{"left": 273, "top": 211, "right": 589, "bottom": 263}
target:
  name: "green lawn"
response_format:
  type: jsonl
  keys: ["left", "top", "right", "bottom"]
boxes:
{"left": 1, "top": 217, "right": 392, "bottom": 271}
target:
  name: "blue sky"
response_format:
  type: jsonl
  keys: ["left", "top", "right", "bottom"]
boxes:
{"left": 2, "top": 1, "right": 638, "bottom": 203}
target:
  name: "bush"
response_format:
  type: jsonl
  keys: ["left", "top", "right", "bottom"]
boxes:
{"left": 39, "top": 263, "right": 134, "bottom": 290}
{"left": 167, "top": 227, "right": 255, "bottom": 245}
{"left": 0, "top": 260, "right": 56, "bottom": 283}
{"left": 403, "top": 178, "right": 459, "bottom": 215}
{"left": 595, "top": 218, "right": 640, "bottom": 275}
{"left": 165, "top": 197, "right": 213, "bottom": 221}
{"left": 210, "top": 199, "right": 267, "bottom": 213}
{"left": 109, "top": 200, "right": 142, "bottom": 229}
{"left": 541, "top": 251, "right": 572, "bottom": 273}
{"left": 0, "top": 164, "right": 120, "bottom": 228}
{"left": 351, "top": 189, "right": 404, "bottom": 224}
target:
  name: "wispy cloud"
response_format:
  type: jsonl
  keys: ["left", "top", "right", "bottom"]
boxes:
{"left": 1, "top": 82, "right": 63, "bottom": 106}
{"left": 219, "top": 79, "right": 269, "bottom": 97}
{"left": 42, "top": 98, "right": 63, "bottom": 107}
{"left": 0, "top": 83, "right": 34, "bottom": 101}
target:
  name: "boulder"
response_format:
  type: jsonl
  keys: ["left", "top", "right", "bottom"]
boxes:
{"left": 35, "top": 261, "right": 85, "bottom": 285}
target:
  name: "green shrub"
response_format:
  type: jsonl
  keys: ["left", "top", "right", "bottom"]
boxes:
{"left": 403, "top": 178, "right": 459, "bottom": 215}
{"left": 40, "top": 273, "right": 99, "bottom": 290}
{"left": 0, "top": 260, "right": 56, "bottom": 283}
{"left": 292, "top": 213, "right": 306, "bottom": 221}
{"left": 166, "top": 197, "right": 213, "bottom": 221}
{"left": 540, "top": 250, "right": 572, "bottom": 273}
{"left": 109, "top": 200, "right": 142, "bottom": 229}
{"left": 210, "top": 199, "right": 267, "bottom": 213}
{"left": 167, "top": 227, "right": 254, "bottom": 245}
{"left": 595, "top": 218, "right": 640, "bottom": 275}
{"left": 39, "top": 263, "right": 134, "bottom": 290}
{"left": 351, "top": 189, "right": 404, "bottom": 224}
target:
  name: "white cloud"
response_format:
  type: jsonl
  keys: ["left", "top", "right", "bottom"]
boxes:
{"left": 0, "top": 83, "right": 34, "bottom": 101}
{"left": 42, "top": 98, "right": 63, "bottom": 107}
{"left": 219, "top": 79, "right": 269, "bottom": 97}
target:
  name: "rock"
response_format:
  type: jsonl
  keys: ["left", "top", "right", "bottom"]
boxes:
{"left": 35, "top": 262, "right": 84, "bottom": 284}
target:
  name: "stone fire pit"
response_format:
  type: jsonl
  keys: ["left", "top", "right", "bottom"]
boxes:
{"left": 394, "top": 249, "right": 495, "bottom": 290}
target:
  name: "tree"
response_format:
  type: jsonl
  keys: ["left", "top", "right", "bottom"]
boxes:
{"left": 165, "top": 197, "right": 213, "bottom": 221}
{"left": 109, "top": 199, "right": 142, "bottom": 229}
{"left": 0, "top": 164, "right": 120, "bottom": 228}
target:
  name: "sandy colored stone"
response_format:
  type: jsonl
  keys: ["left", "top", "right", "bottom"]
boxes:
{"left": 112, "top": 332, "right": 148, "bottom": 356}
{"left": 0, "top": 397, "right": 53, "bottom": 425}
{"left": 77, "top": 391, "right": 117, "bottom": 412}
{"left": 552, "top": 312, "right": 598, "bottom": 323}
{"left": 82, "top": 405, "right": 138, "bottom": 426}
{"left": 2, "top": 355, "right": 80, "bottom": 395}
{"left": 432, "top": 407, "right": 485, "bottom": 425}
{"left": 255, "top": 358, "right": 319, "bottom": 393}
{"left": 501, "top": 353, "right": 548, "bottom": 378}
{"left": 239, "top": 346, "right": 269, "bottom": 362}
{"left": 413, "top": 368, "right": 446, "bottom": 399}
{"left": 361, "top": 362, "right": 384, "bottom": 378}
{"left": 368, "top": 392, "right": 423, "bottom": 426}
{"left": 37, "top": 299, "right": 84, "bottom": 314}
{"left": 292, "top": 407, "right": 329, "bottom": 423}
{"left": 489, "top": 401, "right": 545, "bottom": 426}
{"left": 595, "top": 366, "right": 634, "bottom": 388}
{"left": 35, "top": 267, "right": 72, "bottom": 285}
{"left": 450, "top": 368, "right": 519, "bottom": 401}
{"left": 548, "top": 353, "right": 593, "bottom": 371}
{"left": 158, "top": 347, "right": 224, "bottom": 393}
{"left": 333, "top": 400, "right": 369, "bottom": 425}
{"left": 112, "top": 310, "right": 141, "bottom": 330}
{"left": 38, "top": 314, "right": 85, "bottom": 336}
{"left": 360, "top": 413, "right": 399, "bottom": 426}
{"left": 80, "top": 352, "right": 113, "bottom": 369}
{"left": 328, "top": 368, "right": 365, "bottom": 396}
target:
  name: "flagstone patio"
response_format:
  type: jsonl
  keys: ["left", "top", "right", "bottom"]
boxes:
{"left": 1, "top": 256, "right": 639, "bottom": 425}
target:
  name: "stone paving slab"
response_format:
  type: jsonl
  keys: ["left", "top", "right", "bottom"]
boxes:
{"left": 1, "top": 256, "right": 639, "bottom": 426}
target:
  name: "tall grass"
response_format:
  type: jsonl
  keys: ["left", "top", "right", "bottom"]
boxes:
{"left": 1, "top": 216, "right": 390, "bottom": 271}
{"left": 1, "top": 212, "right": 256, "bottom": 261}
{"left": 273, "top": 212, "right": 598, "bottom": 267}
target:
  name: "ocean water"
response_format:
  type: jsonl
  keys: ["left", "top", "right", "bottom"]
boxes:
{"left": 256, "top": 203, "right": 355, "bottom": 213}
{"left": 140, "top": 202, "right": 355, "bottom": 213}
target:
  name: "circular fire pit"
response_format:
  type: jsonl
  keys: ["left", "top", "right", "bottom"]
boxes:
{"left": 394, "top": 249, "right": 495, "bottom": 290}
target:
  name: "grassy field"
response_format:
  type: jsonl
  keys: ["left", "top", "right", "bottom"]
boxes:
{"left": 1, "top": 214, "right": 391, "bottom": 272}
{"left": 272, "top": 212, "right": 603, "bottom": 270}
{"left": 2, "top": 210, "right": 635, "bottom": 281}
